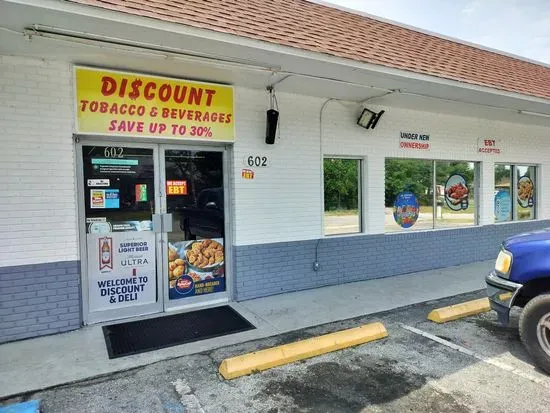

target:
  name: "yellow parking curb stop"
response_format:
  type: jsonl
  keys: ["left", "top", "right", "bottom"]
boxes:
{"left": 218, "top": 322, "right": 388, "bottom": 380}
{"left": 427, "top": 297, "right": 490, "bottom": 323}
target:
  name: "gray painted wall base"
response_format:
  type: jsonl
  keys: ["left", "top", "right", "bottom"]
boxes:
{"left": 3, "top": 221, "right": 549, "bottom": 341}
{"left": 234, "top": 221, "right": 550, "bottom": 301}
{"left": 0, "top": 260, "right": 81, "bottom": 343}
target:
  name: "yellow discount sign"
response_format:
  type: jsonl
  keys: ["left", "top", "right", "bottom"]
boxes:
{"left": 74, "top": 67, "right": 234, "bottom": 141}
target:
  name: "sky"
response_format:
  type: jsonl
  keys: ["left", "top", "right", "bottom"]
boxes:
{"left": 326, "top": 0, "right": 550, "bottom": 64}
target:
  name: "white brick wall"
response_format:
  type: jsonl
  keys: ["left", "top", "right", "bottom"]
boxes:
{"left": 233, "top": 87, "right": 550, "bottom": 245}
{"left": 323, "top": 100, "right": 550, "bottom": 230}
{"left": 0, "top": 56, "right": 77, "bottom": 266}
{"left": 1, "top": 55, "right": 549, "bottom": 259}
{"left": 232, "top": 88, "right": 323, "bottom": 245}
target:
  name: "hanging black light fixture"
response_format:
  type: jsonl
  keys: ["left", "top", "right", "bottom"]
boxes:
{"left": 265, "top": 87, "right": 279, "bottom": 144}
{"left": 357, "top": 108, "right": 384, "bottom": 130}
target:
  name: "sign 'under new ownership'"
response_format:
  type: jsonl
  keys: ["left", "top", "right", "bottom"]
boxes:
{"left": 399, "top": 131, "right": 430, "bottom": 150}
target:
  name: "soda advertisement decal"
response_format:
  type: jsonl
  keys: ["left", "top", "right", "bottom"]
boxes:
{"left": 87, "top": 232, "right": 156, "bottom": 312}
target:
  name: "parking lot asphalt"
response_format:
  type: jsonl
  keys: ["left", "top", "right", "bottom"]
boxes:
{"left": 3, "top": 290, "right": 550, "bottom": 413}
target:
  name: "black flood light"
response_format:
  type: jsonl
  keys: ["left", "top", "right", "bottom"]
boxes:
{"left": 357, "top": 108, "right": 385, "bottom": 130}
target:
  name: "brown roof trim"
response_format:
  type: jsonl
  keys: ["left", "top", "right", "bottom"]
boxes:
{"left": 66, "top": 0, "right": 550, "bottom": 100}
{"left": 313, "top": 0, "right": 550, "bottom": 70}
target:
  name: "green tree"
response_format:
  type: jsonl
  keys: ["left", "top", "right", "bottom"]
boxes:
{"left": 324, "top": 159, "right": 358, "bottom": 211}
{"left": 384, "top": 159, "right": 432, "bottom": 206}
{"left": 495, "top": 164, "right": 511, "bottom": 186}
{"left": 385, "top": 160, "right": 476, "bottom": 207}
{"left": 436, "top": 162, "right": 474, "bottom": 186}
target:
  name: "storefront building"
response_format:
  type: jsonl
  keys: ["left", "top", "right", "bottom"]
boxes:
{"left": 1, "top": 0, "right": 550, "bottom": 343}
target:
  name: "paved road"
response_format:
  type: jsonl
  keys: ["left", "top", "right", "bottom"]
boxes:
{"left": 3, "top": 291, "right": 549, "bottom": 412}
{"left": 325, "top": 210, "right": 475, "bottom": 234}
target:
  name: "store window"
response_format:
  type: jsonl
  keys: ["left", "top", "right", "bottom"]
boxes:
{"left": 435, "top": 161, "right": 477, "bottom": 228}
{"left": 495, "top": 164, "right": 537, "bottom": 222}
{"left": 517, "top": 165, "right": 536, "bottom": 221}
{"left": 385, "top": 159, "right": 478, "bottom": 232}
{"left": 323, "top": 158, "right": 361, "bottom": 235}
{"left": 494, "top": 164, "right": 512, "bottom": 222}
{"left": 385, "top": 159, "right": 433, "bottom": 232}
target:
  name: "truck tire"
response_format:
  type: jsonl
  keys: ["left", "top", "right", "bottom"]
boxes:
{"left": 519, "top": 294, "right": 550, "bottom": 375}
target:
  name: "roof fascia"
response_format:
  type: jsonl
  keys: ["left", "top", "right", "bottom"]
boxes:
{"left": 5, "top": 0, "right": 550, "bottom": 105}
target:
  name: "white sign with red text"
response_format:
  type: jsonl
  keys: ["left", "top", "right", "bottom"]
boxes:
{"left": 399, "top": 131, "right": 430, "bottom": 150}
{"left": 478, "top": 138, "right": 501, "bottom": 154}
{"left": 87, "top": 231, "right": 156, "bottom": 312}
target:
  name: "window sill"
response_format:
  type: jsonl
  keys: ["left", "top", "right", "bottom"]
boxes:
{"left": 493, "top": 218, "right": 539, "bottom": 225}
{"left": 321, "top": 219, "right": 547, "bottom": 239}
{"left": 323, "top": 231, "right": 365, "bottom": 239}
{"left": 384, "top": 224, "right": 478, "bottom": 236}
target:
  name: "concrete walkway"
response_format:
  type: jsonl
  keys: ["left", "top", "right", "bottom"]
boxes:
{"left": 0, "top": 260, "right": 492, "bottom": 399}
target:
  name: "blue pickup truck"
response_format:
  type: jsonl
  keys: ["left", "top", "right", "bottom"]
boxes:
{"left": 486, "top": 229, "right": 550, "bottom": 374}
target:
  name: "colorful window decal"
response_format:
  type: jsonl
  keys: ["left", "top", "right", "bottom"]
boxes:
{"left": 393, "top": 191, "right": 420, "bottom": 229}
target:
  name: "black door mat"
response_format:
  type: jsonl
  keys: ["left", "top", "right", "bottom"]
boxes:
{"left": 102, "top": 305, "right": 255, "bottom": 359}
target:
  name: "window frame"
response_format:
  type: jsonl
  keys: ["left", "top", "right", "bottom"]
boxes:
{"left": 434, "top": 160, "right": 480, "bottom": 228}
{"left": 322, "top": 156, "right": 363, "bottom": 237}
{"left": 494, "top": 163, "right": 538, "bottom": 223}
{"left": 384, "top": 157, "right": 480, "bottom": 233}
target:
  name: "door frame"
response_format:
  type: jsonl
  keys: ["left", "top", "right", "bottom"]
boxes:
{"left": 77, "top": 140, "right": 164, "bottom": 325}
{"left": 159, "top": 144, "right": 232, "bottom": 312}
{"left": 76, "top": 137, "right": 233, "bottom": 325}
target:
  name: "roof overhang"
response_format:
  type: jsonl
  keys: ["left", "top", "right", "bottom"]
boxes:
{"left": 1, "top": 0, "right": 550, "bottom": 127}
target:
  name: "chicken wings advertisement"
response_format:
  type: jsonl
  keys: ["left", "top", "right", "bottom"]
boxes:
{"left": 444, "top": 174, "right": 469, "bottom": 211}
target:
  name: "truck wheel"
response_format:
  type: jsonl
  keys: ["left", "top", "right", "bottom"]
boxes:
{"left": 519, "top": 294, "right": 550, "bottom": 374}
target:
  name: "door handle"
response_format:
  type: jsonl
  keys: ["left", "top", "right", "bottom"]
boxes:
{"left": 152, "top": 213, "right": 173, "bottom": 233}
{"left": 163, "top": 213, "right": 173, "bottom": 233}
{"left": 152, "top": 214, "right": 163, "bottom": 233}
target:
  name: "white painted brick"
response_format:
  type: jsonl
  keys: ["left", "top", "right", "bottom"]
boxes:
{"left": 2, "top": 72, "right": 25, "bottom": 80}
{"left": 0, "top": 56, "right": 77, "bottom": 267}
{"left": 1, "top": 55, "right": 549, "bottom": 266}
{"left": 232, "top": 88, "right": 323, "bottom": 245}
{"left": 232, "top": 87, "right": 550, "bottom": 245}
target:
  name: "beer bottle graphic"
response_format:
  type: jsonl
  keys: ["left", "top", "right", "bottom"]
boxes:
{"left": 101, "top": 239, "right": 110, "bottom": 264}
{"left": 99, "top": 237, "right": 113, "bottom": 270}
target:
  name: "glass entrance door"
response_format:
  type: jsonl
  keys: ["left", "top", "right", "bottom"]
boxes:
{"left": 79, "top": 143, "right": 229, "bottom": 323}
{"left": 161, "top": 147, "right": 228, "bottom": 309}
{"left": 80, "top": 144, "right": 163, "bottom": 324}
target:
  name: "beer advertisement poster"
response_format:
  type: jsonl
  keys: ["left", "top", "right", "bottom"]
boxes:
{"left": 86, "top": 232, "right": 156, "bottom": 312}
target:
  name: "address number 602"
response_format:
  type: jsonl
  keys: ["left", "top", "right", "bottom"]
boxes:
{"left": 247, "top": 156, "right": 268, "bottom": 167}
